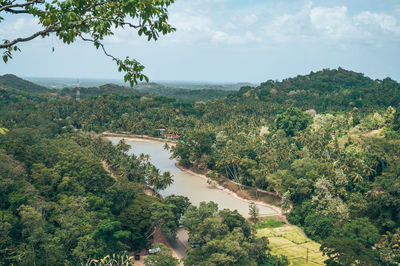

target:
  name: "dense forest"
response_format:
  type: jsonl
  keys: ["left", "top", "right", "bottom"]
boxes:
{"left": 1, "top": 68, "right": 400, "bottom": 265}
{"left": 0, "top": 125, "right": 193, "bottom": 264}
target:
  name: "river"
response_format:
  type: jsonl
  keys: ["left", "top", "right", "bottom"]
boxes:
{"left": 108, "top": 137, "right": 278, "bottom": 217}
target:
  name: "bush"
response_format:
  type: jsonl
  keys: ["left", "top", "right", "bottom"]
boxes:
{"left": 304, "top": 213, "right": 334, "bottom": 241}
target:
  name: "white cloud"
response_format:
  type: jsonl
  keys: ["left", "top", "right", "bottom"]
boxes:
{"left": 310, "top": 6, "right": 356, "bottom": 39}
{"left": 354, "top": 11, "right": 400, "bottom": 35}
{"left": 263, "top": 2, "right": 313, "bottom": 42}
{"left": 169, "top": 12, "right": 212, "bottom": 32}
{"left": 212, "top": 31, "right": 261, "bottom": 45}
{"left": 223, "top": 22, "right": 237, "bottom": 30}
{"left": 155, "top": 3, "right": 263, "bottom": 46}
{"left": 102, "top": 1, "right": 400, "bottom": 47}
{"left": 243, "top": 14, "right": 258, "bottom": 26}
{"left": 262, "top": 2, "right": 400, "bottom": 43}
{"left": 0, "top": 17, "right": 42, "bottom": 41}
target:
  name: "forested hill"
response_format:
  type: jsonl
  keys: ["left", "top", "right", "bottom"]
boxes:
{"left": 0, "top": 74, "right": 52, "bottom": 93}
{"left": 235, "top": 68, "right": 400, "bottom": 112}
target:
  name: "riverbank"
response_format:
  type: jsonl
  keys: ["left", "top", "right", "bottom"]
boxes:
{"left": 104, "top": 132, "right": 283, "bottom": 216}
{"left": 102, "top": 131, "right": 177, "bottom": 146}
{"left": 175, "top": 163, "right": 282, "bottom": 216}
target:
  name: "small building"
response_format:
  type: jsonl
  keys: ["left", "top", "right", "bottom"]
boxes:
{"left": 164, "top": 134, "right": 180, "bottom": 141}
{"left": 148, "top": 247, "right": 161, "bottom": 254}
{"left": 156, "top": 128, "right": 166, "bottom": 136}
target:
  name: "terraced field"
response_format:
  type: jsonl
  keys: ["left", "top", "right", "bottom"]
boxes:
{"left": 257, "top": 224, "right": 326, "bottom": 265}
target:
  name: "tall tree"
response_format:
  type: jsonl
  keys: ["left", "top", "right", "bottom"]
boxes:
{"left": 275, "top": 107, "right": 312, "bottom": 136}
{"left": 248, "top": 201, "right": 259, "bottom": 223}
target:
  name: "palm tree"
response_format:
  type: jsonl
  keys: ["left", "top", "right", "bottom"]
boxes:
{"left": 0, "top": 128, "right": 8, "bottom": 135}
{"left": 161, "top": 172, "right": 174, "bottom": 189}
{"left": 139, "top": 153, "right": 150, "bottom": 162}
{"left": 352, "top": 172, "right": 363, "bottom": 184}
{"left": 147, "top": 166, "right": 160, "bottom": 187}
{"left": 365, "top": 189, "right": 382, "bottom": 200}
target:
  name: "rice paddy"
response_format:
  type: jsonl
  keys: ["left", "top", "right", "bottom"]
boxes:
{"left": 257, "top": 222, "right": 326, "bottom": 265}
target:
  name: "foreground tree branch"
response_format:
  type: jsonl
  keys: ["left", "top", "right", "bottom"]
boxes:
{"left": 0, "top": 25, "right": 56, "bottom": 49}
{"left": 0, "top": 0, "right": 40, "bottom": 13}
{"left": 0, "top": 0, "right": 175, "bottom": 85}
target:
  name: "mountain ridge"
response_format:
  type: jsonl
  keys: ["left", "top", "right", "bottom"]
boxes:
{"left": 0, "top": 74, "right": 51, "bottom": 93}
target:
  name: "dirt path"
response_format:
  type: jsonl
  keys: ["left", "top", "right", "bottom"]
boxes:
{"left": 102, "top": 160, "right": 117, "bottom": 180}
{"left": 133, "top": 228, "right": 184, "bottom": 266}
{"left": 363, "top": 129, "right": 381, "bottom": 137}
{"left": 153, "top": 228, "right": 184, "bottom": 264}
{"left": 168, "top": 228, "right": 189, "bottom": 259}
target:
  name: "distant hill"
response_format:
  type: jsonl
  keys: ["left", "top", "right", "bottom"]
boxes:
{"left": 234, "top": 68, "right": 400, "bottom": 112}
{"left": 228, "top": 82, "right": 257, "bottom": 90}
{"left": 135, "top": 85, "right": 234, "bottom": 102}
{"left": 79, "top": 82, "right": 236, "bottom": 102}
{"left": 59, "top": 83, "right": 144, "bottom": 99}
{"left": 153, "top": 81, "right": 256, "bottom": 91}
{"left": 0, "top": 74, "right": 51, "bottom": 93}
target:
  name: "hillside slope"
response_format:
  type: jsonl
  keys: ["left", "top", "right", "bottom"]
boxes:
{"left": 0, "top": 74, "right": 51, "bottom": 93}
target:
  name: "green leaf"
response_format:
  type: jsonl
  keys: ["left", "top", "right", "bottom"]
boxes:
{"left": 0, "top": 128, "right": 9, "bottom": 135}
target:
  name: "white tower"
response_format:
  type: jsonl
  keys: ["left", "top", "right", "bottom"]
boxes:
{"left": 76, "top": 79, "right": 80, "bottom": 101}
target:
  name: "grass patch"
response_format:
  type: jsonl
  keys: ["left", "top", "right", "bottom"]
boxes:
{"left": 255, "top": 218, "right": 285, "bottom": 229}
{"left": 257, "top": 225, "right": 326, "bottom": 266}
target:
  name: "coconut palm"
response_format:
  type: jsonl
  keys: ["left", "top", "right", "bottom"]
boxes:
{"left": 352, "top": 172, "right": 363, "bottom": 184}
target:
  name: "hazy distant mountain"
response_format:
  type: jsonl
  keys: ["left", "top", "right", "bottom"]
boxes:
{"left": 0, "top": 74, "right": 51, "bottom": 92}
{"left": 133, "top": 82, "right": 235, "bottom": 101}
{"left": 228, "top": 82, "right": 257, "bottom": 90}
{"left": 59, "top": 83, "right": 144, "bottom": 99}
{"left": 25, "top": 77, "right": 126, "bottom": 89}
{"left": 0, "top": 74, "right": 235, "bottom": 102}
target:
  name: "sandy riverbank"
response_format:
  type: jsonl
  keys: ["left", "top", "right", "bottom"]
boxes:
{"left": 102, "top": 131, "right": 177, "bottom": 146}
{"left": 175, "top": 163, "right": 282, "bottom": 216}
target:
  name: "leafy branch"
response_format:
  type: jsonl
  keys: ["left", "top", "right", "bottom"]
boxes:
{"left": 0, "top": 0, "right": 175, "bottom": 85}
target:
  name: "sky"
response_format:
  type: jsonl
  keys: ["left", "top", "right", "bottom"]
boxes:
{"left": 1, "top": 0, "right": 400, "bottom": 83}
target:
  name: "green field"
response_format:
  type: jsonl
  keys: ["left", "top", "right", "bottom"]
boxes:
{"left": 257, "top": 223, "right": 326, "bottom": 265}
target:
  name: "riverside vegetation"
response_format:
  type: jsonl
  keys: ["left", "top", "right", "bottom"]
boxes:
{"left": 0, "top": 67, "right": 400, "bottom": 265}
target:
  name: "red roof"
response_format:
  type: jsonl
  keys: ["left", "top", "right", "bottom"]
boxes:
{"left": 165, "top": 134, "right": 180, "bottom": 138}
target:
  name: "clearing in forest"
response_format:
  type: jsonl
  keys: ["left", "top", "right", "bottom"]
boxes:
{"left": 257, "top": 222, "right": 326, "bottom": 266}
